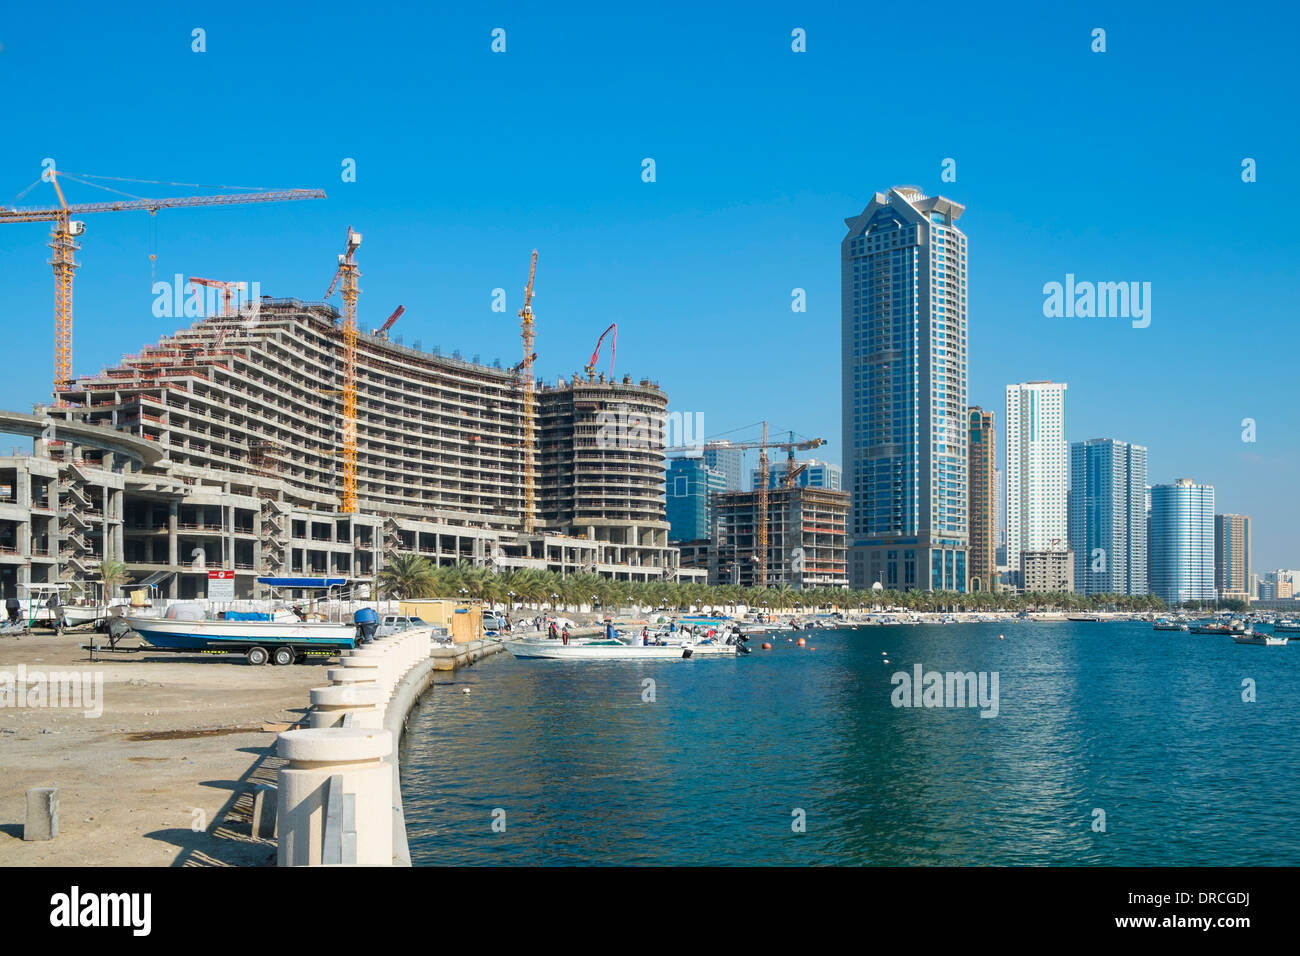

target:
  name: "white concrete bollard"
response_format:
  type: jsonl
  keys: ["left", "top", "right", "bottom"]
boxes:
{"left": 328, "top": 666, "right": 380, "bottom": 693}
{"left": 342, "top": 648, "right": 391, "bottom": 691}
{"left": 277, "top": 727, "right": 393, "bottom": 867}
{"left": 309, "top": 684, "right": 387, "bottom": 729}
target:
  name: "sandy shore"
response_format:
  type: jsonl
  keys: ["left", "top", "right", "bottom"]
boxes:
{"left": 0, "top": 630, "right": 330, "bottom": 867}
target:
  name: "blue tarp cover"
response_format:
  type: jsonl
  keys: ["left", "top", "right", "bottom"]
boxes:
{"left": 225, "top": 611, "right": 273, "bottom": 621}
{"left": 256, "top": 577, "right": 347, "bottom": 588}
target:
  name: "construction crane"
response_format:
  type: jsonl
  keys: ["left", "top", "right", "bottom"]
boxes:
{"left": 188, "top": 277, "right": 246, "bottom": 317}
{"left": 585, "top": 323, "right": 617, "bottom": 378}
{"left": 781, "top": 430, "right": 810, "bottom": 488}
{"left": 374, "top": 305, "right": 404, "bottom": 339}
{"left": 518, "top": 251, "right": 538, "bottom": 533}
{"left": 0, "top": 167, "right": 325, "bottom": 397}
{"left": 511, "top": 352, "right": 537, "bottom": 374}
{"left": 665, "top": 424, "right": 825, "bottom": 587}
{"left": 325, "top": 226, "right": 362, "bottom": 514}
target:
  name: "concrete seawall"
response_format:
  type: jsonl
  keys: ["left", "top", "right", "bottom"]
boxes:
{"left": 277, "top": 635, "right": 507, "bottom": 866}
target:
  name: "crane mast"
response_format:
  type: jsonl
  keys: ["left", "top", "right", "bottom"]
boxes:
{"left": 519, "top": 251, "right": 538, "bottom": 533}
{"left": 326, "top": 227, "right": 362, "bottom": 514}
{"left": 1, "top": 168, "right": 324, "bottom": 398}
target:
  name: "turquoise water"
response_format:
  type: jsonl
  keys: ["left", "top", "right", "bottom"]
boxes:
{"left": 400, "top": 622, "right": 1300, "bottom": 865}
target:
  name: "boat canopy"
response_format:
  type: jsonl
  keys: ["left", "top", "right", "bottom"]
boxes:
{"left": 256, "top": 577, "right": 348, "bottom": 589}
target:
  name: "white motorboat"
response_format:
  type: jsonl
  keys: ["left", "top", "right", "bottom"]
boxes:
{"left": 1232, "top": 632, "right": 1289, "bottom": 646}
{"left": 125, "top": 613, "right": 358, "bottom": 654}
{"left": 506, "top": 638, "right": 736, "bottom": 660}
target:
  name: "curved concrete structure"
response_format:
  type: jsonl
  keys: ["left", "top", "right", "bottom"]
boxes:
{"left": 0, "top": 409, "right": 166, "bottom": 466}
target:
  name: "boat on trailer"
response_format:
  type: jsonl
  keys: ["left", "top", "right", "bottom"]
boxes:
{"left": 124, "top": 576, "right": 360, "bottom": 665}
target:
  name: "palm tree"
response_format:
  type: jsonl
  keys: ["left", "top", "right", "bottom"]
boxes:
{"left": 99, "top": 559, "right": 131, "bottom": 600}
{"left": 377, "top": 553, "right": 437, "bottom": 599}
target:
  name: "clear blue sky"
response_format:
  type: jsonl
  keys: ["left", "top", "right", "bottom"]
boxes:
{"left": 2, "top": 2, "right": 1296, "bottom": 568}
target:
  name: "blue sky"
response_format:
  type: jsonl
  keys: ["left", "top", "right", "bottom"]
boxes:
{"left": 2, "top": 2, "right": 1296, "bottom": 567}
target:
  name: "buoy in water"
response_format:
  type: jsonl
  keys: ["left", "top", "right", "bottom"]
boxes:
{"left": 999, "top": 634, "right": 1004, "bottom": 640}
{"left": 761, "top": 642, "right": 772, "bottom": 650}
{"left": 883, "top": 659, "right": 890, "bottom": 664}
{"left": 462, "top": 687, "right": 472, "bottom": 694}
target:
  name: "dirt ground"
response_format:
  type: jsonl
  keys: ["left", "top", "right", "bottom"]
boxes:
{"left": 0, "top": 629, "right": 330, "bottom": 866}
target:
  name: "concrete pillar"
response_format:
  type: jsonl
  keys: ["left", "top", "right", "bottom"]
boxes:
{"left": 167, "top": 501, "right": 179, "bottom": 567}
{"left": 309, "top": 684, "right": 386, "bottom": 729}
{"left": 276, "top": 728, "right": 392, "bottom": 867}
{"left": 339, "top": 650, "right": 390, "bottom": 693}
{"left": 24, "top": 787, "right": 58, "bottom": 841}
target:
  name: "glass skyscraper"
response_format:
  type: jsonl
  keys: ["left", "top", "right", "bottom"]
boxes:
{"left": 1149, "top": 479, "right": 1215, "bottom": 605}
{"left": 1068, "top": 438, "right": 1148, "bottom": 595}
{"left": 702, "top": 443, "right": 743, "bottom": 492}
{"left": 841, "top": 186, "right": 968, "bottom": 591}
{"left": 665, "top": 457, "right": 726, "bottom": 542}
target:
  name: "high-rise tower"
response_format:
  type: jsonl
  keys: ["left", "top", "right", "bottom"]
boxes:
{"left": 841, "top": 187, "right": 969, "bottom": 592}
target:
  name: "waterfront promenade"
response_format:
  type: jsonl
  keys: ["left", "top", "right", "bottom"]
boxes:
{"left": 0, "top": 631, "right": 323, "bottom": 865}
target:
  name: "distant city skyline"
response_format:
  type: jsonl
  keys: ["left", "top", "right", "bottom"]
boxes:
{"left": 0, "top": 7, "right": 1294, "bottom": 569}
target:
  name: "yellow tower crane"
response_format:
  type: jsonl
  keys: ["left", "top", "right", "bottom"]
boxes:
{"left": 0, "top": 167, "right": 324, "bottom": 398}
{"left": 518, "top": 250, "right": 538, "bottom": 533}
{"left": 325, "top": 226, "right": 362, "bottom": 514}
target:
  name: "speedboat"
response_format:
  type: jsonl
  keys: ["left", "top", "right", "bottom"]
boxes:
{"left": 1189, "top": 620, "right": 1246, "bottom": 635}
{"left": 1232, "top": 632, "right": 1288, "bottom": 646}
{"left": 1272, "top": 619, "right": 1300, "bottom": 633}
{"left": 506, "top": 638, "right": 736, "bottom": 660}
{"left": 126, "top": 611, "right": 358, "bottom": 653}
{"left": 1152, "top": 619, "right": 1189, "bottom": 631}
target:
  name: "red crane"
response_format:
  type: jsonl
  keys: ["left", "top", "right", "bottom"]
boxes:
{"left": 375, "top": 305, "right": 404, "bottom": 339}
{"left": 585, "top": 323, "right": 617, "bottom": 378}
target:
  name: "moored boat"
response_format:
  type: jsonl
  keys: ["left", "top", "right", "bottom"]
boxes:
{"left": 1232, "top": 632, "right": 1289, "bottom": 646}
{"left": 506, "top": 638, "right": 736, "bottom": 660}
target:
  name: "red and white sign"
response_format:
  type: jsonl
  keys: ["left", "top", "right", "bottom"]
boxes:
{"left": 208, "top": 569, "right": 235, "bottom": 601}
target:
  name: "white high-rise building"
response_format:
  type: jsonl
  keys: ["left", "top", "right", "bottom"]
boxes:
{"left": 1005, "top": 381, "right": 1068, "bottom": 589}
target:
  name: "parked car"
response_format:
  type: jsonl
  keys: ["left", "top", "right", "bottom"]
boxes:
{"left": 376, "top": 614, "right": 429, "bottom": 637}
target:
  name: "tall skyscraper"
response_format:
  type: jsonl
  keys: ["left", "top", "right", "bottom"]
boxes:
{"left": 751, "top": 458, "right": 842, "bottom": 491}
{"left": 841, "top": 186, "right": 968, "bottom": 592}
{"left": 1005, "top": 381, "right": 1068, "bottom": 589}
{"left": 1214, "top": 513, "right": 1252, "bottom": 601}
{"left": 1149, "top": 479, "right": 1215, "bottom": 605}
{"left": 968, "top": 407, "right": 996, "bottom": 591}
{"left": 702, "top": 442, "right": 743, "bottom": 492}
{"left": 1068, "top": 438, "right": 1148, "bottom": 595}
{"left": 665, "top": 457, "right": 726, "bottom": 542}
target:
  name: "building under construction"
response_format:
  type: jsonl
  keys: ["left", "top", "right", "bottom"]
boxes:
{"left": 0, "top": 298, "right": 698, "bottom": 600}
{"left": 709, "top": 485, "right": 850, "bottom": 589}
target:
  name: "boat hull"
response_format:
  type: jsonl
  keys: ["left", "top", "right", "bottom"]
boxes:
{"left": 507, "top": 640, "right": 735, "bottom": 660}
{"left": 127, "top": 615, "right": 358, "bottom": 650}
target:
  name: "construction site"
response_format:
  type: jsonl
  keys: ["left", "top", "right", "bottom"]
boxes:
{"left": 668, "top": 427, "right": 851, "bottom": 589}
{"left": 0, "top": 173, "right": 700, "bottom": 601}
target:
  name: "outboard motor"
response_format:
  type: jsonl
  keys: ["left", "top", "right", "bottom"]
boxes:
{"left": 353, "top": 606, "right": 379, "bottom": 645}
